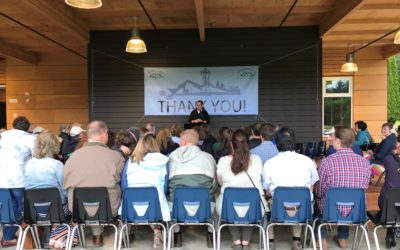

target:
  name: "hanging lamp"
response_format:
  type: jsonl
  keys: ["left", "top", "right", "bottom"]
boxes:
{"left": 126, "top": 17, "right": 147, "bottom": 53}
{"left": 65, "top": 0, "right": 102, "bottom": 9}
{"left": 341, "top": 53, "right": 358, "bottom": 73}
{"left": 394, "top": 30, "right": 400, "bottom": 44}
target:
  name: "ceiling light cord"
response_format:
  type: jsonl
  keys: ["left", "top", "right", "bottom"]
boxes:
{"left": 352, "top": 26, "right": 400, "bottom": 54}
{"left": 279, "top": 0, "right": 298, "bottom": 27}
{"left": 138, "top": 0, "right": 157, "bottom": 30}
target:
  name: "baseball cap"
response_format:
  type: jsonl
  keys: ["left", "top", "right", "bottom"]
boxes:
{"left": 70, "top": 126, "right": 85, "bottom": 136}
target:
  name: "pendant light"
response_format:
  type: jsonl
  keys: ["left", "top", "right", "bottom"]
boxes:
{"left": 65, "top": 0, "right": 102, "bottom": 9}
{"left": 341, "top": 53, "right": 358, "bottom": 73}
{"left": 126, "top": 17, "right": 147, "bottom": 53}
{"left": 394, "top": 30, "right": 400, "bottom": 44}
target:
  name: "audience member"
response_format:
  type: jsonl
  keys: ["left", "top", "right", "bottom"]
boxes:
{"left": 156, "top": 128, "right": 179, "bottom": 156}
{"left": 213, "top": 127, "right": 233, "bottom": 162}
{"left": 170, "top": 124, "right": 182, "bottom": 144}
{"left": 113, "top": 129, "right": 137, "bottom": 158}
{"left": 263, "top": 127, "right": 319, "bottom": 250}
{"left": 354, "top": 121, "right": 372, "bottom": 147}
{"left": 32, "top": 126, "right": 46, "bottom": 135}
{"left": 0, "top": 116, "right": 35, "bottom": 246}
{"left": 315, "top": 127, "right": 370, "bottom": 249}
{"left": 64, "top": 121, "right": 125, "bottom": 247}
{"left": 216, "top": 129, "right": 266, "bottom": 250}
{"left": 168, "top": 129, "right": 217, "bottom": 248}
{"left": 60, "top": 123, "right": 85, "bottom": 163}
{"left": 199, "top": 124, "right": 216, "bottom": 154}
{"left": 58, "top": 124, "right": 70, "bottom": 143}
{"left": 250, "top": 124, "right": 278, "bottom": 164}
{"left": 372, "top": 122, "right": 397, "bottom": 164}
{"left": 146, "top": 123, "right": 156, "bottom": 135}
{"left": 324, "top": 128, "right": 363, "bottom": 156}
{"left": 248, "top": 123, "right": 262, "bottom": 149}
{"left": 121, "top": 134, "right": 169, "bottom": 249}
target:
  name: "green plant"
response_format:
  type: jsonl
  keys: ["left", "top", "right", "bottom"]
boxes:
{"left": 388, "top": 56, "right": 400, "bottom": 122}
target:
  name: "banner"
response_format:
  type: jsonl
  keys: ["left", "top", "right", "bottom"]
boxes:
{"left": 144, "top": 66, "right": 258, "bottom": 116}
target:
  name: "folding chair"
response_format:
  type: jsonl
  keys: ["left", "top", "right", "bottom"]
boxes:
{"left": 20, "top": 188, "right": 70, "bottom": 250}
{"left": 217, "top": 187, "right": 266, "bottom": 250}
{"left": 167, "top": 186, "right": 216, "bottom": 250}
{"left": 266, "top": 187, "right": 316, "bottom": 250}
{"left": 67, "top": 187, "right": 118, "bottom": 250}
{"left": 373, "top": 188, "right": 400, "bottom": 250}
{"left": 0, "top": 189, "right": 23, "bottom": 250}
{"left": 118, "top": 187, "right": 167, "bottom": 250}
{"left": 304, "top": 142, "right": 315, "bottom": 158}
{"left": 317, "top": 187, "right": 371, "bottom": 250}
{"left": 314, "top": 141, "right": 326, "bottom": 157}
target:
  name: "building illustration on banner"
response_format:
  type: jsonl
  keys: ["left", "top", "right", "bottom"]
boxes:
{"left": 163, "top": 68, "right": 240, "bottom": 99}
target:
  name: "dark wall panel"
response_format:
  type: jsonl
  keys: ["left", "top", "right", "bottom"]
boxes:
{"left": 90, "top": 27, "right": 322, "bottom": 142}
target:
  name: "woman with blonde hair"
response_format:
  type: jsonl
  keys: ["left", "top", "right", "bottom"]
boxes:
{"left": 156, "top": 128, "right": 179, "bottom": 156}
{"left": 121, "top": 134, "right": 170, "bottom": 249}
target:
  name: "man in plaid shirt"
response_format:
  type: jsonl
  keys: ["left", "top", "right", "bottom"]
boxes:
{"left": 315, "top": 127, "right": 370, "bottom": 249}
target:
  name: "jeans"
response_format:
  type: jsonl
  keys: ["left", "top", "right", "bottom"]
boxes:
{"left": 314, "top": 211, "right": 349, "bottom": 240}
{"left": 2, "top": 188, "right": 24, "bottom": 241}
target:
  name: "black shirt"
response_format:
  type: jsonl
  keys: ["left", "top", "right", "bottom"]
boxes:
{"left": 188, "top": 109, "right": 210, "bottom": 125}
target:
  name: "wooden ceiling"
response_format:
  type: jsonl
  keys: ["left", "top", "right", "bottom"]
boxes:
{"left": 0, "top": 0, "right": 399, "bottom": 64}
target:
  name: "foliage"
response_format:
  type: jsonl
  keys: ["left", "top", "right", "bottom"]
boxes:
{"left": 388, "top": 56, "right": 400, "bottom": 122}
{"left": 324, "top": 97, "right": 351, "bottom": 128}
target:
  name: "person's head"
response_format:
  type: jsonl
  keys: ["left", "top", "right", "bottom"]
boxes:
{"left": 127, "top": 126, "right": 141, "bottom": 147}
{"left": 201, "top": 124, "right": 213, "bottom": 138}
{"left": 156, "top": 127, "right": 172, "bottom": 150}
{"left": 179, "top": 129, "right": 199, "bottom": 146}
{"left": 74, "top": 131, "right": 88, "bottom": 151}
{"left": 250, "top": 123, "right": 262, "bottom": 138}
{"left": 70, "top": 125, "right": 85, "bottom": 137}
{"left": 332, "top": 126, "right": 355, "bottom": 150}
{"left": 13, "top": 116, "right": 30, "bottom": 132}
{"left": 195, "top": 100, "right": 204, "bottom": 111}
{"left": 87, "top": 120, "right": 108, "bottom": 144}
{"left": 32, "top": 126, "right": 46, "bottom": 135}
{"left": 275, "top": 127, "right": 296, "bottom": 152}
{"left": 218, "top": 127, "right": 233, "bottom": 150}
{"left": 132, "top": 133, "right": 160, "bottom": 162}
{"left": 146, "top": 123, "right": 156, "bottom": 135}
{"left": 230, "top": 129, "right": 250, "bottom": 175}
{"left": 170, "top": 124, "right": 182, "bottom": 137}
{"left": 382, "top": 122, "right": 394, "bottom": 137}
{"left": 59, "top": 124, "right": 70, "bottom": 134}
{"left": 260, "top": 123, "right": 275, "bottom": 141}
{"left": 140, "top": 127, "right": 149, "bottom": 138}
{"left": 354, "top": 121, "right": 367, "bottom": 132}
{"left": 34, "top": 131, "right": 60, "bottom": 159}
{"left": 115, "top": 129, "right": 136, "bottom": 149}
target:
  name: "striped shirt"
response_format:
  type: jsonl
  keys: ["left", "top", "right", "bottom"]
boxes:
{"left": 315, "top": 148, "right": 371, "bottom": 214}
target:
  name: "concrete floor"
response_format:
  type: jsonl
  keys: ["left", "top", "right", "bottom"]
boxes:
{"left": 3, "top": 222, "right": 393, "bottom": 249}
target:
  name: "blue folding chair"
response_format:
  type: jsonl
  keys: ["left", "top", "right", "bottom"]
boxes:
{"left": 373, "top": 188, "right": 400, "bottom": 250}
{"left": 167, "top": 186, "right": 216, "bottom": 250}
{"left": 0, "top": 189, "right": 23, "bottom": 250}
{"left": 217, "top": 187, "right": 266, "bottom": 250}
{"left": 317, "top": 187, "right": 371, "bottom": 250}
{"left": 118, "top": 187, "right": 167, "bottom": 250}
{"left": 266, "top": 187, "right": 316, "bottom": 250}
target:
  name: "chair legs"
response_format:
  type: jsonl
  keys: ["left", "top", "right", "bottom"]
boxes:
{"left": 68, "top": 223, "right": 118, "bottom": 250}
{"left": 266, "top": 223, "right": 316, "bottom": 250}
{"left": 169, "top": 222, "right": 216, "bottom": 250}
{"left": 218, "top": 224, "right": 266, "bottom": 250}
{"left": 318, "top": 223, "right": 371, "bottom": 250}
{"left": 118, "top": 223, "right": 166, "bottom": 250}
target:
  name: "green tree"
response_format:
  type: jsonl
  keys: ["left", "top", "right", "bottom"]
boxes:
{"left": 388, "top": 56, "right": 400, "bottom": 122}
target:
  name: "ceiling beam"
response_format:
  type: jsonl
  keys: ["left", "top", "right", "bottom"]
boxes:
{"left": 0, "top": 40, "right": 37, "bottom": 65}
{"left": 319, "top": 0, "right": 366, "bottom": 37}
{"left": 194, "top": 0, "right": 205, "bottom": 42}
{"left": 381, "top": 44, "right": 400, "bottom": 59}
{"left": 361, "top": 3, "right": 400, "bottom": 10}
{"left": 343, "top": 18, "right": 400, "bottom": 24}
{"left": 24, "top": 0, "right": 89, "bottom": 43}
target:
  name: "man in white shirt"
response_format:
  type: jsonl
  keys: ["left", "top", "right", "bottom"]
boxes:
{"left": 263, "top": 127, "right": 319, "bottom": 250}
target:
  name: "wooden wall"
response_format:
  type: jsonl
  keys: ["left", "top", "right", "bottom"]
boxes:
{"left": 323, "top": 47, "right": 387, "bottom": 142}
{"left": 5, "top": 52, "right": 88, "bottom": 133}
{"left": 90, "top": 27, "right": 323, "bottom": 142}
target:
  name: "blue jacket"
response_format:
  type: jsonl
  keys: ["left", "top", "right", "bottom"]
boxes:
{"left": 355, "top": 130, "right": 371, "bottom": 146}
{"left": 373, "top": 133, "right": 397, "bottom": 164}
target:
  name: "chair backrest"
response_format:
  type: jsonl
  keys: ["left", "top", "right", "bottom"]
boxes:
{"left": 304, "top": 142, "right": 315, "bottom": 158}
{"left": 270, "top": 187, "right": 312, "bottom": 223}
{"left": 121, "top": 187, "right": 163, "bottom": 223}
{"left": 322, "top": 187, "right": 367, "bottom": 224}
{"left": 171, "top": 186, "right": 212, "bottom": 223}
{"left": 0, "top": 189, "right": 18, "bottom": 224}
{"left": 220, "top": 187, "right": 262, "bottom": 224}
{"left": 24, "top": 188, "right": 65, "bottom": 225}
{"left": 72, "top": 187, "right": 114, "bottom": 224}
{"left": 380, "top": 188, "right": 400, "bottom": 225}
{"left": 314, "top": 141, "right": 326, "bottom": 157}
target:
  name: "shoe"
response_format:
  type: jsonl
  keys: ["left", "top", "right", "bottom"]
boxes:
{"left": 333, "top": 235, "right": 348, "bottom": 249}
{"left": 268, "top": 241, "right": 276, "bottom": 250}
{"left": 231, "top": 243, "right": 242, "bottom": 250}
{"left": 316, "top": 239, "right": 328, "bottom": 250}
{"left": 92, "top": 235, "right": 104, "bottom": 248}
{"left": 242, "top": 244, "right": 250, "bottom": 250}
{"left": 0, "top": 239, "right": 18, "bottom": 247}
{"left": 174, "top": 232, "right": 182, "bottom": 247}
{"left": 207, "top": 232, "right": 213, "bottom": 248}
{"left": 153, "top": 231, "right": 163, "bottom": 249}
{"left": 292, "top": 240, "right": 302, "bottom": 250}
{"left": 386, "top": 236, "right": 396, "bottom": 249}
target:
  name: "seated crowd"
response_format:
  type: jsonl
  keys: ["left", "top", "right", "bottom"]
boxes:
{"left": 0, "top": 116, "right": 399, "bottom": 250}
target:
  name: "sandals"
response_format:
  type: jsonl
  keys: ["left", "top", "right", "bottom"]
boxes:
{"left": 153, "top": 231, "right": 163, "bottom": 249}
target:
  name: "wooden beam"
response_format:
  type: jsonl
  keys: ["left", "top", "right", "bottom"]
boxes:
{"left": 194, "top": 0, "right": 205, "bottom": 42}
{"left": 329, "top": 30, "right": 395, "bottom": 36}
{"left": 0, "top": 40, "right": 37, "bottom": 65}
{"left": 381, "top": 44, "right": 400, "bottom": 59}
{"left": 343, "top": 18, "right": 400, "bottom": 24}
{"left": 24, "top": 0, "right": 89, "bottom": 43}
{"left": 319, "top": 0, "right": 366, "bottom": 37}
{"left": 361, "top": 3, "right": 400, "bottom": 10}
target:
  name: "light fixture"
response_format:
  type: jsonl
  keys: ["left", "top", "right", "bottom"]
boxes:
{"left": 341, "top": 53, "right": 358, "bottom": 72}
{"left": 126, "top": 17, "right": 147, "bottom": 53}
{"left": 394, "top": 30, "right": 400, "bottom": 44}
{"left": 65, "top": 0, "right": 102, "bottom": 9}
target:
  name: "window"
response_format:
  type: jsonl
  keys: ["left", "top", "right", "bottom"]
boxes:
{"left": 322, "top": 76, "right": 352, "bottom": 134}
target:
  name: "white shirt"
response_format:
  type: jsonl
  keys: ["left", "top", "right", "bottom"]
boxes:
{"left": 263, "top": 151, "right": 319, "bottom": 198}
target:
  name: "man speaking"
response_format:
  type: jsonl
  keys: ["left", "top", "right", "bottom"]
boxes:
{"left": 185, "top": 100, "right": 210, "bottom": 129}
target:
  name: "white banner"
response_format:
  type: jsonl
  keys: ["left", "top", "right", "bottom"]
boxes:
{"left": 144, "top": 66, "right": 258, "bottom": 116}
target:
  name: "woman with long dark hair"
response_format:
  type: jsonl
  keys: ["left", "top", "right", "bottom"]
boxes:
{"left": 216, "top": 129, "right": 265, "bottom": 250}
{"left": 212, "top": 127, "right": 233, "bottom": 162}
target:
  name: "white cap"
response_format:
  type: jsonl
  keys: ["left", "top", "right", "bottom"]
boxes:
{"left": 70, "top": 126, "right": 85, "bottom": 136}
{"left": 323, "top": 127, "right": 335, "bottom": 135}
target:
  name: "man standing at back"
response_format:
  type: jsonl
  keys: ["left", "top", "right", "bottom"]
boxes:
{"left": 315, "top": 127, "right": 370, "bottom": 249}
{"left": 0, "top": 116, "right": 35, "bottom": 246}
{"left": 168, "top": 129, "right": 217, "bottom": 248}
{"left": 64, "top": 120, "right": 125, "bottom": 247}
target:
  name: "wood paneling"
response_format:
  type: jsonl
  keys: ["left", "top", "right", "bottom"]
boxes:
{"left": 90, "top": 27, "right": 322, "bottom": 142}
{"left": 5, "top": 51, "right": 88, "bottom": 133}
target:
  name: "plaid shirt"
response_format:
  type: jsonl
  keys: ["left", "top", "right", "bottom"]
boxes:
{"left": 315, "top": 148, "right": 371, "bottom": 215}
